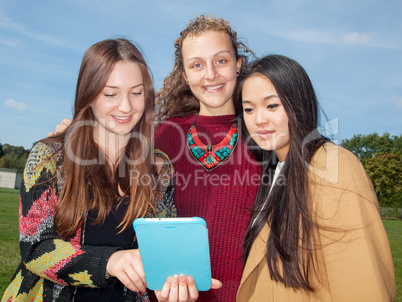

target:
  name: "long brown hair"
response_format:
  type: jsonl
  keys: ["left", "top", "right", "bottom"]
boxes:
{"left": 43, "top": 38, "right": 156, "bottom": 238}
{"left": 236, "top": 55, "right": 329, "bottom": 291}
{"left": 155, "top": 14, "right": 254, "bottom": 122}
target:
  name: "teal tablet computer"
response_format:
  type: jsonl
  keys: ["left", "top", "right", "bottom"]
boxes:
{"left": 133, "top": 217, "right": 212, "bottom": 291}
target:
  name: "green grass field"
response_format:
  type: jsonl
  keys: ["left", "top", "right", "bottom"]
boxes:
{"left": 0, "top": 188, "right": 21, "bottom": 296}
{"left": 0, "top": 188, "right": 401, "bottom": 300}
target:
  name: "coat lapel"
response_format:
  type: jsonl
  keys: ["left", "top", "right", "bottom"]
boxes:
{"left": 239, "top": 223, "right": 270, "bottom": 287}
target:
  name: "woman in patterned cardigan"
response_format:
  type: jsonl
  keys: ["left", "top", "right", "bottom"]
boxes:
{"left": 2, "top": 38, "right": 177, "bottom": 302}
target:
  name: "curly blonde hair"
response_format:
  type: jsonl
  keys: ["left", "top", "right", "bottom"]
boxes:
{"left": 155, "top": 14, "right": 254, "bottom": 122}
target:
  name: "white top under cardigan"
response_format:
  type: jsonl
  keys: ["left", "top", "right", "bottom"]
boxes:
{"left": 251, "top": 161, "right": 285, "bottom": 227}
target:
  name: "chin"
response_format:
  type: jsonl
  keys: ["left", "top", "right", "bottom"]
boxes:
{"left": 255, "top": 140, "right": 274, "bottom": 152}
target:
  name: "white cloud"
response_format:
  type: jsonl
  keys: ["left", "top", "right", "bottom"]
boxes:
{"left": 271, "top": 28, "right": 378, "bottom": 47}
{"left": 4, "top": 98, "right": 28, "bottom": 110}
{"left": 0, "top": 12, "right": 70, "bottom": 49}
{"left": 239, "top": 12, "right": 401, "bottom": 50}
{"left": 341, "top": 32, "right": 373, "bottom": 45}
{"left": 387, "top": 97, "right": 402, "bottom": 110}
{"left": 0, "top": 38, "right": 23, "bottom": 48}
{"left": 274, "top": 29, "right": 338, "bottom": 44}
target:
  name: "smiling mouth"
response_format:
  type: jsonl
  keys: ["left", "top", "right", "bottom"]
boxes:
{"left": 257, "top": 130, "right": 274, "bottom": 138}
{"left": 204, "top": 84, "right": 224, "bottom": 92}
{"left": 112, "top": 115, "right": 132, "bottom": 123}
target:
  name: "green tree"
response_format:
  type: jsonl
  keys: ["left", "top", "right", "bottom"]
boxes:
{"left": 342, "top": 133, "right": 401, "bottom": 210}
{"left": 365, "top": 152, "right": 402, "bottom": 208}
{"left": 0, "top": 143, "right": 30, "bottom": 170}
{"left": 341, "top": 132, "right": 400, "bottom": 165}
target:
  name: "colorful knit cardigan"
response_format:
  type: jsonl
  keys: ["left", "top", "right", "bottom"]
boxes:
{"left": 2, "top": 142, "right": 176, "bottom": 302}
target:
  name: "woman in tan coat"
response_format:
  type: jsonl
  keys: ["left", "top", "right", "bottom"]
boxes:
{"left": 235, "top": 54, "right": 396, "bottom": 301}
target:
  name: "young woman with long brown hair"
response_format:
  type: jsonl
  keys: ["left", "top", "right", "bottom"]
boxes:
{"left": 236, "top": 54, "right": 396, "bottom": 301}
{"left": 2, "top": 38, "right": 177, "bottom": 302}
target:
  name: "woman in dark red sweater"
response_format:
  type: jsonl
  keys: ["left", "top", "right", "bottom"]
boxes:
{"left": 154, "top": 15, "right": 261, "bottom": 302}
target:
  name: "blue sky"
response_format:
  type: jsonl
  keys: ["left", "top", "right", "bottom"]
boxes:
{"left": 0, "top": 0, "right": 401, "bottom": 149}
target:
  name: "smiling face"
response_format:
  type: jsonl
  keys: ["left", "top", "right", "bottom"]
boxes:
{"left": 181, "top": 30, "right": 242, "bottom": 116}
{"left": 242, "top": 73, "right": 290, "bottom": 162}
{"left": 91, "top": 61, "right": 145, "bottom": 142}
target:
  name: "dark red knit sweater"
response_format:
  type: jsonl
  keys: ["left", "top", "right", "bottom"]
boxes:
{"left": 154, "top": 114, "right": 261, "bottom": 302}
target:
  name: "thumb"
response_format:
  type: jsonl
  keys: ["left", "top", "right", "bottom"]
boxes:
{"left": 210, "top": 278, "right": 222, "bottom": 289}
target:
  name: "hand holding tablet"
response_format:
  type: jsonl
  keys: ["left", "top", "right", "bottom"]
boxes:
{"left": 133, "top": 217, "right": 214, "bottom": 291}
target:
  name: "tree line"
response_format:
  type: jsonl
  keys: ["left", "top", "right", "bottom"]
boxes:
{"left": 341, "top": 133, "right": 401, "bottom": 209}
{"left": 1, "top": 132, "right": 401, "bottom": 208}
{"left": 0, "top": 142, "right": 30, "bottom": 171}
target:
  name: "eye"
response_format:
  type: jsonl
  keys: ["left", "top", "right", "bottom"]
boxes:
{"left": 104, "top": 93, "right": 116, "bottom": 98}
{"left": 243, "top": 107, "right": 254, "bottom": 113}
{"left": 216, "top": 59, "right": 227, "bottom": 64}
{"left": 192, "top": 62, "right": 202, "bottom": 69}
{"left": 267, "top": 104, "right": 279, "bottom": 109}
{"left": 132, "top": 91, "right": 143, "bottom": 96}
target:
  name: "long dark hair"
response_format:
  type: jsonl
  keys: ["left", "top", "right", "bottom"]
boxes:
{"left": 43, "top": 38, "right": 156, "bottom": 238}
{"left": 236, "top": 54, "right": 329, "bottom": 291}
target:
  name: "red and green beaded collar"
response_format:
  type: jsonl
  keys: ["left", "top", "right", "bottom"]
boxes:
{"left": 187, "top": 115, "right": 238, "bottom": 171}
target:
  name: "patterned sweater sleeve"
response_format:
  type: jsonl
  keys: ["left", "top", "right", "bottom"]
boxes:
{"left": 19, "top": 142, "right": 120, "bottom": 289}
{"left": 153, "top": 149, "right": 177, "bottom": 218}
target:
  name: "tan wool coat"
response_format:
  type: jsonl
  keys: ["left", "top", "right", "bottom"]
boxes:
{"left": 237, "top": 143, "right": 396, "bottom": 302}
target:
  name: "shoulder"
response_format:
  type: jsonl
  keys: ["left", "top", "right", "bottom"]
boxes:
{"left": 154, "top": 114, "right": 195, "bottom": 152}
{"left": 25, "top": 141, "right": 63, "bottom": 173}
{"left": 155, "top": 114, "right": 195, "bottom": 131}
{"left": 309, "top": 142, "right": 377, "bottom": 208}
{"left": 23, "top": 141, "right": 63, "bottom": 191}
{"left": 309, "top": 142, "right": 365, "bottom": 185}
{"left": 312, "top": 142, "right": 359, "bottom": 165}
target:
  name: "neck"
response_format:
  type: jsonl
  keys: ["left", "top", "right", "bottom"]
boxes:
{"left": 198, "top": 100, "right": 235, "bottom": 116}
{"left": 94, "top": 127, "right": 128, "bottom": 165}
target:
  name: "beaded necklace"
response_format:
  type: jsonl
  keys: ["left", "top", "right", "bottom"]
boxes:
{"left": 187, "top": 115, "right": 238, "bottom": 171}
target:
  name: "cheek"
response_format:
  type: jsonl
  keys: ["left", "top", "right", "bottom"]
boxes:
{"left": 134, "top": 98, "right": 146, "bottom": 113}
{"left": 274, "top": 109, "right": 289, "bottom": 132}
{"left": 186, "top": 72, "right": 201, "bottom": 85}
{"left": 223, "top": 66, "right": 237, "bottom": 81}
{"left": 281, "top": 115, "right": 290, "bottom": 133}
{"left": 92, "top": 100, "right": 115, "bottom": 114}
{"left": 243, "top": 116, "right": 254, "bottom": 133}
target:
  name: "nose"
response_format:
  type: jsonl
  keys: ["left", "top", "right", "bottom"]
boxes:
{"left": 205, "top": 64, "right": 218, "bottom": 81}
{"left": 118, "top": 94, "right": 132, "bottom": 113}
{"left": 255, "top": 109, "right": 268, "bottom": 126}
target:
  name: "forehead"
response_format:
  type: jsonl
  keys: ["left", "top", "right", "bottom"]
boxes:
{"left": 106, "top": 61, "right": 143, "bottom": 84}
{"left": 243, "top": 74, "right": 276, "bottom": 96}
{"left": 181, "top": 30, "right": 234, "bottom": 58}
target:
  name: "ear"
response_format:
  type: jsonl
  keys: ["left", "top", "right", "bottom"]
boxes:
{"left": 182, "top": 71, "right": 188, "bottom": 82}
{"left": 236, "top": 58, "right": 242, "bottom": 74}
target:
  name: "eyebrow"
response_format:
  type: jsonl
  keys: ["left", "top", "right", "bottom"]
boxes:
{"left": 105, "top": 83, "right": 144, "bottom": 89}
{"left": 242, "top": 95, "right": 278, "bottom": 103}
{"left": 186, "top": 50, "right": 232, "bottom": 63}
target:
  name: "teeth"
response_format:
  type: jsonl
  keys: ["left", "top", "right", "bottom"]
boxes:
{"left": 205, "top": 84, "right": 223, "bottom": 91}
{"left": 113, "top": 116, "right": 130, "bottom": 120}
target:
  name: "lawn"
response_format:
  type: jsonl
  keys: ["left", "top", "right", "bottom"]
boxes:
{"left": 0, "top": 188, "right": 401, "bottom": 300}
{"left": 0, "top": 188, "right": 20, "bottom": 296}
{"left": 383, "top": 219, "right": 402, "bottom": 301}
